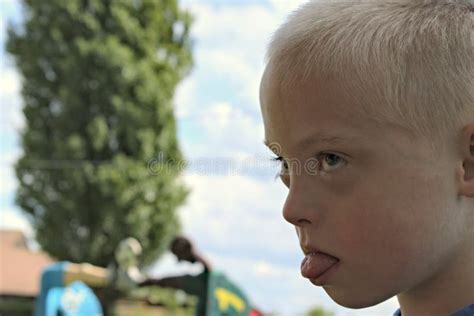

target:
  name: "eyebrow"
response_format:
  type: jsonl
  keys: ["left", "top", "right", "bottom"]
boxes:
{"left": 263, "top": 131, "right": 359, "bottom": 154}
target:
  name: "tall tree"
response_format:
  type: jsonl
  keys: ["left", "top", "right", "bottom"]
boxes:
{"left": 7, "top": 0, "right": 192, "bottom": 267}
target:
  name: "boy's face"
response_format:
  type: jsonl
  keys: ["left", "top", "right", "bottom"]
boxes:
{"left": 259, "top": 64, "right": 468, "bottom": 308}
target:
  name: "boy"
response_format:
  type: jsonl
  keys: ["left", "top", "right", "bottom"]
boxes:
{"left": 259, "top": 1, "right": 474, "bottom": 315}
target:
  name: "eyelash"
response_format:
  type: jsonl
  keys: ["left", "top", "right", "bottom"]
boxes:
{"left": 271, "top": 156, "right": 287, "bottom": 181}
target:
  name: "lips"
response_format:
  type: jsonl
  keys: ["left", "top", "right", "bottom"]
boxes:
{"left": 301, "top": 252, "right": 339, "bottom": 280}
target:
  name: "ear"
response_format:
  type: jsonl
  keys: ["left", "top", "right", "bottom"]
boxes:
{"left": 458, "top": 123, "right": 474, "bottom": 197}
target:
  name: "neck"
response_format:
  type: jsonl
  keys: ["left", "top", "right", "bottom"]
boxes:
{"left": 397, "top": 237, "right": 474, "bottom": 316}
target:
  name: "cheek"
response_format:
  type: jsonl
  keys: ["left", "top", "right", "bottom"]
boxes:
{"left": 332, "top": 169, "right": 447, "bottom": 267}
{"left": 334, "top": 198, "right": 409, "bottom": 262}
{"left": 325, "top": 183, "right": 439, "bottom": 296}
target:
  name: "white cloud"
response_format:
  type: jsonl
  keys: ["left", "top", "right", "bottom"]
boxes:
{"left": 174, "top": 0, "right": 306, "bottom": 162}
{"left": 196, "top": 48, "right": 265, "bottom": 113}
{"left": 180, "top": 1, "right": 281, "bottom": 114}
{"left": 197, "top": 48, "right": 255, "bottom": 85}
{"left": 0, "top": 206, "right": 32, "bottom": 235}
{"left": 201, "top": 102, "right": 233, "bottom": 129}
{"left": 1, "top": 5, "right": 27, "bottom": 133}
{"left": 0, "top": 66, "right": 24, "bottom": 132}
{"left": 0, "top": 93, "right": 21, "bottom": 196}
{"left": 180, "top": 101, "right": 265, "bottom": 159}
{"left": 0, "top": 165, "right": 16, "bottom": 195}
{"left": 0, "top": 65, "right": 20, "bottom": 96}
{"left": 183, "top": 2, "right": 279, "bottom": 53}
{"left": 0, "top": 88, "right": 21, "bottom": 202}
{"left": 255, "top": 260, "right": 282, "bottom": 277}
{"left": 0, "top": 12, "right": 6, "bottom": 49}
{"left": 269, "top": 0, "right": 308, "bottom": 18}
{"left": 175, "top": 76, "right": 197, "bottom": 119}
{"left": 178, "top": 173, "right": 296, "bottom": 259}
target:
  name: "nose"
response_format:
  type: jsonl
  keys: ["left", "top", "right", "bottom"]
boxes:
{"left": 282, "top": 183, "right": 314, "bottom": 226}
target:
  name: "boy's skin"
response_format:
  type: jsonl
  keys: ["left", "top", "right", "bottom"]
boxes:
{"left": 259, "top": 64, "right": 474, "bottom": 315}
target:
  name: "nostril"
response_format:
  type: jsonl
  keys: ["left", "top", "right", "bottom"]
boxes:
{"left": 297, "top": 218, "right": 312, "bottom": 225}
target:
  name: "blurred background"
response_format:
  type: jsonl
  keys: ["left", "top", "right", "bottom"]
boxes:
{"left": 0, "top": 0, "right": 399, "bottom": 315}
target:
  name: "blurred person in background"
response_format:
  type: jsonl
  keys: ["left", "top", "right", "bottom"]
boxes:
{"left": 139, "top": 236, "right": 211, "bottom": 316}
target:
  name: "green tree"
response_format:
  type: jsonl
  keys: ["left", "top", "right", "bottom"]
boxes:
{"left": 6, "top": 0, "right": 192, "bottom": 268}
{"left": 306, "top": 306, "right": 335, "bottom": 316}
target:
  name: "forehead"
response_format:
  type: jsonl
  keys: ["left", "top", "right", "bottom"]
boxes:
{"left": 259, "top": 64, "right": 374, "bottom": 152}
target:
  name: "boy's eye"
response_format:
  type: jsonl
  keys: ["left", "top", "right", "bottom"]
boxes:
{"left": 277, "top": 157, "right": 290, "bottom": 187}
{"left": 281, "top": 159, "right": 289, "bottom": 172}
{"left": 270, "top": 153, "right": 345, "bottom": 186}
{"left": 318, "top": 153, "right": 345, "bottom": 172}
{"left": 272, "top": 156, "right": 289, "bottom": 174}
{"left": 271, "top": 156, "right": 290, "bottom": 184}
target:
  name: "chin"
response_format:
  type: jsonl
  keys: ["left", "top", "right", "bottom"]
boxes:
{"left": 324, "top": 286, "right": 392, "bottom": 309}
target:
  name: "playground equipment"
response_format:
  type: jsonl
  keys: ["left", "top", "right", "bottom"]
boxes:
{"left": 34, "top": 238, "right": 143, "bottom": 316}
{"left": 34, "top": 262, "right": 103, "bottom": 316}
{"left": 206, "top": 270, "right": 251, "bottom": 316}
{"left": 34, "top": 237, "right": 259, "bottom": 316}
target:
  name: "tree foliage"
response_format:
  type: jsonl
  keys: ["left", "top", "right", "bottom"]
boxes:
{"left": 7, "top": 0, "right": 193, "bottom": 267}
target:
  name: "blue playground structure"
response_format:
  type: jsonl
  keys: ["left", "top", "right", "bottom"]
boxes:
{"left": 34, "top": 262, "right": 103, "bottom": 316}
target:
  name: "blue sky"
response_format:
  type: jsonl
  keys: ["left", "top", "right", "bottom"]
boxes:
{"left": 0, "top": 1, "right": 399, "bottom": 315}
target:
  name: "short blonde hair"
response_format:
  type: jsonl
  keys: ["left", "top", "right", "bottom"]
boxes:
{"left": 267, "top": 0, "right": 474, "bottom": 144}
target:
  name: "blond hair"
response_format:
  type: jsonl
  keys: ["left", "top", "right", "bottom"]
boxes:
{"left": 267, "top": 0, "right": 474, "bottom": 144}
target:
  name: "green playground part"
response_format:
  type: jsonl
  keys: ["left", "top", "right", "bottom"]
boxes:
{"left": 206, "top": 271, "right": 251, "bottom": 316}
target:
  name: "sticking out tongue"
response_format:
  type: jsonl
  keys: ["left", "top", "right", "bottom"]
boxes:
{"left": 301, "top": 252, "right": 339, "bottom": 279}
